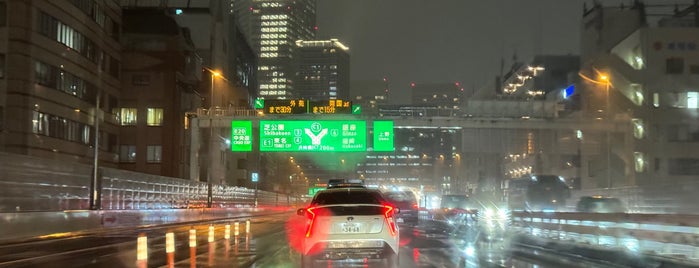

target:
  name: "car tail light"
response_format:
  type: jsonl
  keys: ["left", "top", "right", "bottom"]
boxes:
{"left": 412, "top": 203, "right": 418, "bottom": 209}
{"left": 304, "top": 207, "right": 317, "bottom": 238}
{"left": 383, "top": 205, "right": 397, "bottom": 236}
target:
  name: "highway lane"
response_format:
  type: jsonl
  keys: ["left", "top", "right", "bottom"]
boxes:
{"left": 0, "top": 212, "right": 609, "bottom": 268}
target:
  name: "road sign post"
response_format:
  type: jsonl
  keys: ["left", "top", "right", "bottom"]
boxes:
{"left": 251, "top": 172, "right": 259, "bottom": 207}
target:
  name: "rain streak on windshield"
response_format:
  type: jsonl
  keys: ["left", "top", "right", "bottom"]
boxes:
{"left": 1, "top": 1, "right": 699, "bottom": 268}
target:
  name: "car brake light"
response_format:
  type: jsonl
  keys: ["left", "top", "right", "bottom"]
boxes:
{"left": 412, "top": 203, "right": 418, "bottom": 209}
{"left": 304, "top": 207, "right": 317, "bottom": 238}
{"left": 383, "top": 205, "right": 397, "bottom": 236}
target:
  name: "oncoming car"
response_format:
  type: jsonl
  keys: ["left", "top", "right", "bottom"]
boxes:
{"left": 436, "top": 194, "right": 478, "bottom": 224}
{"left": 297, "top": 187, "right": 400, "bottom": 267}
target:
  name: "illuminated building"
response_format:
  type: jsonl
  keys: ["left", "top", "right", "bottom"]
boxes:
{"left": 232, "top": 0, "right": 317, "bottom": 99}
{"left": 410, "top": 82, "right": 464, "bottom": 116}
{"left": 578, "top": 2, "right": 699, "bottom": 187}
{"left": 294, "top": 39, "right": 350, "bottom": 100}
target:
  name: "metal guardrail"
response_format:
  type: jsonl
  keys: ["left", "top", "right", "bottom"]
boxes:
{"left": 568, "top": 183, "right": 699, "bottom": 214}
{"left": 512, "top": 211, "right": 699, "bottom": 263}
{"left": 0, "top": 152, "right": 301, "bottom": 212}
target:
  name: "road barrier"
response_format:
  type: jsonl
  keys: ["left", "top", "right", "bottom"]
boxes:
{"left": 512, "top": 211, "right": 699, "bottom": 264}
{"left": 0, "top": 152, "right": 302, "bottom": 212}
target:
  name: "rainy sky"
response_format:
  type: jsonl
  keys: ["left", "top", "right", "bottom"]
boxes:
{"left": 315, "top": 0, "right": 685, "bottom": 103}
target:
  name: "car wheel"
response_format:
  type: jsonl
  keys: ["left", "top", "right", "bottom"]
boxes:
{"left": 385, "top": 251, "right": 399, "bottom": 268}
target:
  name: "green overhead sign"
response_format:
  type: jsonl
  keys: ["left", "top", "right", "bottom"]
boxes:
{"left": 231, "top": 121, "right": 252, "bottom": 152}
{"left": 373, "top": 121, "right": 395, "bottom": 151}
{"left": 260, "top": 120, "right": 366, "bottom": 152}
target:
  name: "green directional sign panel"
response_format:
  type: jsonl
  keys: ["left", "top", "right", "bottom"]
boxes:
{"left": 231, "top": 121, "right": 253, "bottom": 151}
{"left": 253, "top": 98, "right": 264, "bottom": 109}
{"left": 260, "top": 120, "right": 366, "bottom": 152}
{"left": 373, "top": 121, "right": 394, "bottom": 151}
{"left": 352, "top": 104, "right": 362, "bottom": 115}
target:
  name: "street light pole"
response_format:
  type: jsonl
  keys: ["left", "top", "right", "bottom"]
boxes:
{"left": 207, "top": 70, "right": 220, "bottom": 208}
{"left": 600, "top": 75, "right": 612, "bottom": 188}
{"left": 606, "top": 80, "right": 612, "bottom": 188}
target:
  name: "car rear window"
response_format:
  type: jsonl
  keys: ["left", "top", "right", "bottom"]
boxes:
{"left": 385, "top": 191, "right": 416, "bottom": 202}
{"left": 312, "top": 190, "right": 382, "bottom": 205}
{"left": 441, "top": 195, "right": 469, "bottom": 209}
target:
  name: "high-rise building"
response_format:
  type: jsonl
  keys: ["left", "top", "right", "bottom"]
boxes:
{"left": 0, "top": 0, "right": 122, "bottom": 165}
{"left": 232, "top": 0, "right": 317, "bottom": 99}
{"left": 294, "top": 39, "right": 350, "bottom": 100}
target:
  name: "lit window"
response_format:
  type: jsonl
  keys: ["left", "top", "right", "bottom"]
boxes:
{"left": 120, "top": 108, "right": 137, "bottom": 125}
{"left": 653, "top": 93, "right": 660, "bottom": 108}
{"left": 119, "top": 145, "right": 136, "bottom": 163}
{"left": 632, "top": 119, "right": 645, "bottom": 139}
{"left": 688, "top": 92, "right": 699, "bottom": 108}
{"left": 634, "top": 152, "right": 646, "bottom": 172}
{"left": 147, "top": 145, "right": 162, "bottom": 163}
{"left": 147, "top": 108, "right": 163, "bottom": 126}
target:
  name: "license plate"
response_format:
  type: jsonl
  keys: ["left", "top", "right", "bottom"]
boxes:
{"left": 341, "top": 223, "right": 360, "bottom": 233}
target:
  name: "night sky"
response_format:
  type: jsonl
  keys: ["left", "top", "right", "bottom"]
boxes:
{"left": 315, "top": 0, "right": 685, "bottom": 104}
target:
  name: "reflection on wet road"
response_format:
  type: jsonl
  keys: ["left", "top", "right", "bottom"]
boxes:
{"left": 0, "top": 214, "right": 563, "bottom": 268}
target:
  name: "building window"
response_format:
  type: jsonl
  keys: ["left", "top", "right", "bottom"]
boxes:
{"left": 147, "top": 145, "right": 162, "bottom": 163}
{"left": 668, "top": 158, "right": 699, "bottom": 175}
{"left": 631, "top": 118, "right": 645, "bottom": 139}
{"left": 119, "top": 145, "right": 136, "bottom": 163}
{"left": 653, "top": 93, "right": 660, "bottom": 108}
{"left": 38, "top": 12, "right": 97, "bottom": 62}
{"left": 666, "top": 58, "right": 684, "bottom": 74}
{"left": 147, "top": 108, "right": 163, "bottom": 126}
{"left": 667, "top": 124, "right": 699, "bottom": 142}
{"left": 688, "top": 92, "right": 699, "bottom": 108}
{"left": 634, "top": 152, "right": 646, "bottom": 172}
{"left": 34, "top": 61, "right": 97, "bottom": 104}
{"left": 132, "top": 74, "right": 150, "bottom": 86}
{"left": 31, "top": 111, "right": 93, "bottom": 144}
{"left": 120, "top": 108, "right": 137, "bottom": 125}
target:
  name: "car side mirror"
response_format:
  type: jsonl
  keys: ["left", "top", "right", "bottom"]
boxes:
{"left": 297, "top": 208, "right": 305, "bottom": 216}
{"left": 395, "top": 208, "right": 400, "bottom": 214}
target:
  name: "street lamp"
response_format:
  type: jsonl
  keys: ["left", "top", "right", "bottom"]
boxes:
{"left": 578, "top": 70, "right": 614, "bottom": 188}
{"left": 204, "top": 68, "right": 222, "bottom": 208}
{"left": 599, "top": 73, "right": 612, "bottom": 188}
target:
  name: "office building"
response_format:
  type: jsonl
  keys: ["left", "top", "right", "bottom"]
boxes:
{"left": 0, "top": 0, "right": 122, "bottom": 165}
{"left": 295, "top": 39, "right": 350, "bottom": 100}
{"left": 232, "top": 0, "right": 317, "bottom": 99}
